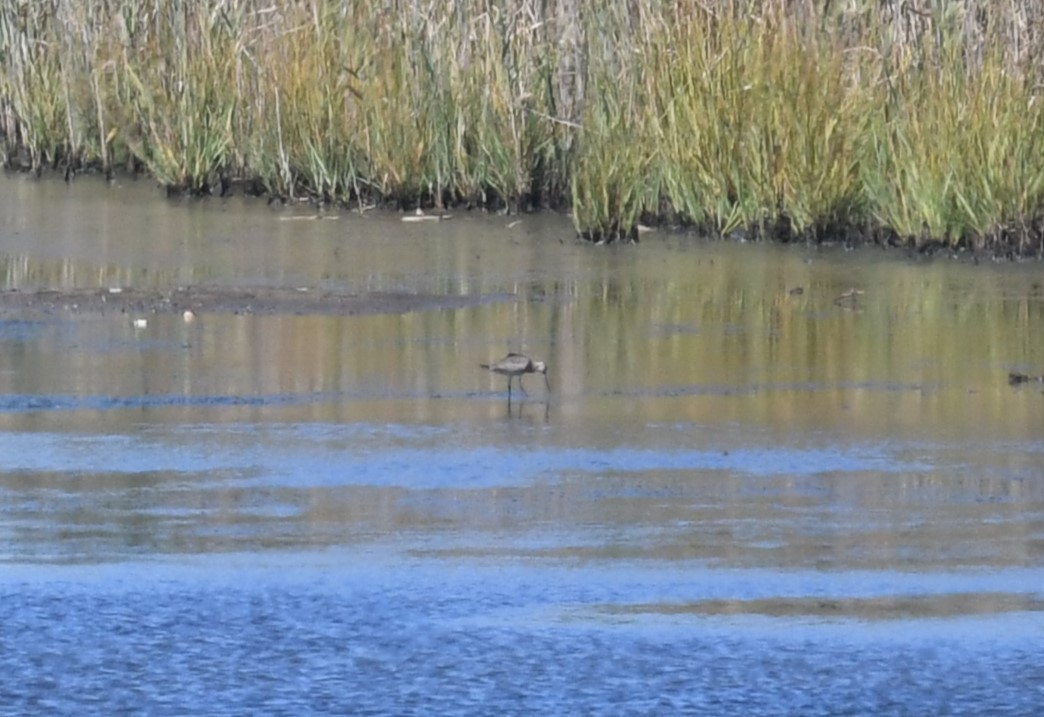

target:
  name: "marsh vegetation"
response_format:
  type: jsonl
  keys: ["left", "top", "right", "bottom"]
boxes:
{"left": 2, "top": 0, "right": 1044, "bottom": 252}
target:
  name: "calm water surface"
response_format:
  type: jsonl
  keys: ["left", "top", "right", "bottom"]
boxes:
{"left": 1, "top": 173, "right": 1043, "bottom": 715}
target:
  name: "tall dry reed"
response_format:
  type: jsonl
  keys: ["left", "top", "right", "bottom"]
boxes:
{"left": 2, "top": 0, "right": 1043, "bottom": 252}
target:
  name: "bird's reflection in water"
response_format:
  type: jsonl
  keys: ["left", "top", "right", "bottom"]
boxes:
{"left": 505, "top": 393, "right": 551, "bottom": 423}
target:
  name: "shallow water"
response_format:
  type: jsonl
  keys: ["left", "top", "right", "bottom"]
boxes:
{"left": 1, "top": 172, "right": 1043, "bottom": 715}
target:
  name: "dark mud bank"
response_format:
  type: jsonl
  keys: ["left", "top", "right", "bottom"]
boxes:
{"left": 0, "top": 286, "right": 515, "bottom": 317}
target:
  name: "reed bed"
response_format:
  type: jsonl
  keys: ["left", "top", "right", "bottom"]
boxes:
{"left": 2, "top": 0, "right": 1044, "bottom": 253}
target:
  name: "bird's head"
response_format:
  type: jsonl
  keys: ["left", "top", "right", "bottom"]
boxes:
{"left": 533, "top": 361, "right": 550, "bottom": 391}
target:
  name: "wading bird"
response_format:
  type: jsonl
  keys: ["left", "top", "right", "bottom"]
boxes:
{"left": 480, "top": 353, "right": 550, "bottom": 399}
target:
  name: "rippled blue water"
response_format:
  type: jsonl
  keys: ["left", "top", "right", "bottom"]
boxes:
{"left": 2, "top": 558, "right": 1043, "bottom": 717}
{"left": 3, "top": 176, "right": 1044, "bottom": 715}
{"left": 2, "top": 416, "right": 1044, "bottom": 716}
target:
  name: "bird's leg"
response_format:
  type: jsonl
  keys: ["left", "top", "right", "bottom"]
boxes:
{"left": 518, "top": 375, "right": 528, "bottom": 396}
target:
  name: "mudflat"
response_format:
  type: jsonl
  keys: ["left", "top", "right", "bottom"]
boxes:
{"left": 0, "top": 286, "right": 514, "bottom": 317}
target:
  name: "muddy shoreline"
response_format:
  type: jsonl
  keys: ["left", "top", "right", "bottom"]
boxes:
{"left": 0, "top": 286, "right": 515, "bottom": 318}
